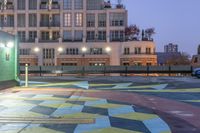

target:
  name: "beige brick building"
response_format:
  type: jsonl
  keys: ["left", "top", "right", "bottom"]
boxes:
{"left": 0, "top": 0, "right": 157, "bottom": 66}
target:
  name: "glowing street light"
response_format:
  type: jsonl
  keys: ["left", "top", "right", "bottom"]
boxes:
{"left": 58, "top": 47, "right": 64, "bottom": 52}
{"left": 81, "top": 46, "right": 87, "bottom": 53}
{"left": 34, "top": 47, "right": 40, "bottom": 53}
{"left": 105, "top": 46, "right": 111, "bottom": 53}
{"left": 6, "top": 41, "right": 14, "bottom": 48}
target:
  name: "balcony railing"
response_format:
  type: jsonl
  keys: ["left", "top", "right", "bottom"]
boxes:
{"left": 51, "top": 4, "right": 60, "bottom": 9}
{"left": 40, "top": 22, "right": 49, "bottom": 27}
{"left": 39, "top": 39, "right": 59, "bottom": 43}
{"left": 50, "top": 22, "right": 60, "bottom": 27}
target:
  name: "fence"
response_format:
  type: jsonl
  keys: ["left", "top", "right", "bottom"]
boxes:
{"left": 19, "top": 65, "right": 197, "bottom": 76}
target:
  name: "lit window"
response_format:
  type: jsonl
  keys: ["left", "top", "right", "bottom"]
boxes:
{"left": 64, "top": 13, "right": 71, "bottom": 27}
{"left": 75, "top": 13, "right": 83, "bottom": 27}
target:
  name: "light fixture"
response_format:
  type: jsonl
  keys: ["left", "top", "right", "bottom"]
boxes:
{"left": 6, "top": 42, "right": 14, "bottom": 48}
{"left": 34, "top": 47, "right": 40, "bottom": 52}
{"left": 81, "top": 47, "right": 87, "bottom": 52}
{"left": 0, "top": 43, "right": 5, "bottom": 48}
{"left": 58, "top": 47, "right": 63, "bottom": 52}
{"left": 105, "top": 46, "right": 111, "bottom": 53}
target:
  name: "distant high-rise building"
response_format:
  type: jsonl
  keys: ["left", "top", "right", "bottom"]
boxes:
{"left": 164, "top": 43, "right": 178, "bottom": 53}
{"left": 198, "top": 45, "right": 200, "bottom": 55}
{"left": 192, "top": 45, "right": 200, "bottom": 66}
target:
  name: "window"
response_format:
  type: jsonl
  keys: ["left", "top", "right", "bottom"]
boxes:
{"left": 40, "top": 14, "right": 49, "bottom": 27}
{"left": 63, "top": 31, "right": 72, "bottom": 41}
{"left": 110, "top": 30, "right": 124, "bottom": 41}
{"left": 110, "top": 13, "right": 125, "bottom": 26}
{"left": 17, "top": 0, "right": 25, "bottom": 10}
{"left": 90, "top": 48, "right": 103, "bottom": 55}
{"left": 52, "top": 31, "right": 60, "bottom": 40}
{"left": 20, "top": 49, "right": 31, "bottom": 55}
{"left": 124, "top": 48, "right": 130, "bottom": 55}
{"left": 29, "top": 14, "right": 37, "bottom": 27}
{"left": 147, "top": 63, "right": 152, "bottom": 66}
{"left": 7, "top": 15, "right": 14, "bottom": 27}
{"left": 135, "top": 47, "right": 141, "bottom": 54}
{"left": 75, "top": 13, "right": 83, "bottom": 27}
{"left": 43, "top": 48, "right": 55, "bottom": 61}
{"left": 63, "top": 0, "right": 72, "bottom": 10}
{"left": 17, "top": 14, "right": 25, "bottom": 27}
{"left": 87, "top": 0, "right": 103, "bottom": 10}
{"left": 52, "top": 14, "right": 60, "bottom": 27}
{"left": 89, "top": 63, "right": 105, "bottom": 66}
{"left": 98, "top": 14, "right": 106, "bottom": 27}
{"left": 66, "top": 48, "right": 79, "bottom": 55}
{"left": 0, "top": 15, "right": 3, "bottom": 27}
{"left": 146, "top": 48, "right": 151, "bottom": 54}
{"left": 18, "top": 31, "right": 26, "bottom": 42}
{"left": 87, "top": 31, "right": 95, "bottom": 41}
{"left": 87, "top": 14, "right": 95, "bottom": 27}
{"left": 29, "top": 0, "right": 37, "bottom": 9}
{"left": 98, "top": 31, "right": 106, "bottom": 41}
{"left": 41, "top": 31, "right": 50, "bottom": 41}
{"left": 123, "top": 62, "right": 130, "bottom": 66}
{"left": 61, "top": 63, "right": 77, "bottom": 66}
{"left": 74, "top": 31, "right": 83, "bottom": 41}
{"left": 29, "top": 31, "right": 37, "bottom": 42}
{"left": 64, "top": 13, "right": 71, "bottom": 27}
{"left": 75, "top": 0, "right": 83, "bottom": 9}
{"left": 194, "top": 57, "right": 198, "bottom": 63}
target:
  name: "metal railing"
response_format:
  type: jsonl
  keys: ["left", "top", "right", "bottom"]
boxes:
{"left": 19, "top": 65, "right": 197, "bottom": 76}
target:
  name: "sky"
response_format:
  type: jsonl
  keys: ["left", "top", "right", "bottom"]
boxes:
{"left": 114, "top": 0, "right": 200, "bottom": 55}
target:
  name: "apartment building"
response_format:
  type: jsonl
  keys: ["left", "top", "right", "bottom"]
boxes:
{"left": 0, "top": 0, "right": 157, "bottom": 66}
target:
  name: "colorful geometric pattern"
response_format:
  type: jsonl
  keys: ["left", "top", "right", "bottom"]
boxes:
{"left": 0, "top": 93, "right": 171, "bottom": 133}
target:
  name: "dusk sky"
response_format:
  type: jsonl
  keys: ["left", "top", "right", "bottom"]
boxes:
{"left": 117, "top": 0, "right": 200, "bottom": 55}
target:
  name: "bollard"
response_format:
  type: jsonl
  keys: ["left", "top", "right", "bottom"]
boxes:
{"left": 25, "top": 64, "right": 28, "bottom": 87}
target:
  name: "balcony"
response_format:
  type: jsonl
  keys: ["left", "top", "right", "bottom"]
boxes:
{"left": 50, "top": 22, "right": 60, "bottom": 27}
{"left": 39, "top": 39, "right": 59, "bottom": 43}
{"left": 40, "top": 3, "right": 48, "bottom": 9}
{"left": 51, "top": 4, "right": 60, "bottom": 9}
{"left": 40, "top": 22, "right": 49, "bottom": 27}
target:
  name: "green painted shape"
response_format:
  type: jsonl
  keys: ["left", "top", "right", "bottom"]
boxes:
{"left": 85, "top": 127, "right": 142, "bottom": 133}
{"left": 113, "top": 112, "right": 158, "bottom": 121}
{"left": 0, "top": 32, "right": 18, "bottom": 82}
{"left": 89, "top": 103, "right": 125, "bottom": 109}
{"left": 62, "top": 112, "right": 101, "bottom": 119}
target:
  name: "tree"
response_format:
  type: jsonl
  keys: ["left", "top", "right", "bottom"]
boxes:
{"left": 145, "top": 28, "right": 155, "bottom": 41}
{"left": 166, "top": 52, "right": 191, "bottom": 65}
{"left": 125, "top": 25, "right": 140, "bottom": 40}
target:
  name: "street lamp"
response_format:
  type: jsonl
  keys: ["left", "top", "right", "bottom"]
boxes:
{"left": 34, "top": 47, "right": 40, "bottom": 53}
{"left": 58, "top": 47, "right": 64, "bottom": 53}
{"left": 81, "top": 46, "right": 87, "bottom": 53}
{"left": 105, "top": 46, "right": 111, "bottom": 53}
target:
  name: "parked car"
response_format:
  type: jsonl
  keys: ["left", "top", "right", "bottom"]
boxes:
{"left": 192, "top": 68, "right": 200, "bottom": 78}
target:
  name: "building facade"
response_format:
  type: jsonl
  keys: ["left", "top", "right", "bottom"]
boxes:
{"left": 164, "top": 43, "right": 178, "bottom": 53}
{"left": 0, "top": 0, "right": 157, "bottom": 66}
{"left": 191, "top": 45, "right": 200, "bottom": 66}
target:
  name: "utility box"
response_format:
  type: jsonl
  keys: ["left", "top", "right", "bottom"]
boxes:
{"left": 0, "top": 31, "right": 18, "bottom": 86}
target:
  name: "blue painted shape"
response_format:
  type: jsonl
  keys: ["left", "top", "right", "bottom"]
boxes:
{"left": 51, "top": 105, "right": 84, "bottom": 117}
{"left": 0, "top": 124, "right": 28, "bottom": 131}
{"left": 74, "top": 81, "right": 89, "bottom": 89}
{"left": 85, "top": 99, "right": 107, "bottom": 106}
{"left": 143, "top": 117, "right": 171, "bottom": 133}
{"left": 70, "top": 95, "right": 80, "bottom": 99}
{"left": 32, "top": 94, "right": 54, "bottom": 98}
{"left": 39, "top": 100, "right": 65, "bottom": 106}
{"left": 108, "top": 105, "right": 135, "bottom": 116}
{"left": 74, "top": 116, "right": 111, "bottom": 133}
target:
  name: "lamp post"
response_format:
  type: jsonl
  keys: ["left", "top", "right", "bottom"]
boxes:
{"left": 81, "top": 47, "right": 87, "bottom": 76}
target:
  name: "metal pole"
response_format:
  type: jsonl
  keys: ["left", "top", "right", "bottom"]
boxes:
{"left": 25, "top": 64, "right": 28, "bottom": 87}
